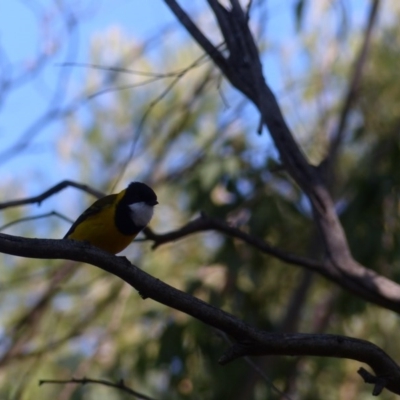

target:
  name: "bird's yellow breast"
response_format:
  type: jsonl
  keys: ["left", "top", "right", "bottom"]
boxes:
{"left": 67, "top": 192, "right": 136, "bottom": 254}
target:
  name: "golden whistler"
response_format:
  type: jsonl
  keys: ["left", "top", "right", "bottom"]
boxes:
{"left": 64, "top": 182, "right": 158, "bottom": 254}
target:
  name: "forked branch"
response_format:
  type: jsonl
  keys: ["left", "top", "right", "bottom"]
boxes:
{"left": 162, "top": 0, "right": 400, "bottom": 315}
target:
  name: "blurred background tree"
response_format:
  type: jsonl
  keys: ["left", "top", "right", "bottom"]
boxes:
{"left": 0, "top": 0, "right": 399, "bottom": 399}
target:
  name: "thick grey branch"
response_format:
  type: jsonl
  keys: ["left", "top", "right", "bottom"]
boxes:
{"left": 162, "top": 0, "right": 400, "bottom": 315}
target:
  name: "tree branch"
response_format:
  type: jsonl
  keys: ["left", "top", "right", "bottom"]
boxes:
{"left": 143, "top": 213, "right": 322, "bottom": 272}
{"left": 39, "top": 377, "right": 156, "bottom": 400}
{"left": 0, "top": 233, "right": 399, "bottom": 396}
{"left": 162, "top": 0, "right": 400, "bottom": 314}
{"left": 327, "top": 0, "right": 381, "bottom": 167}
{"left": 0, "top": 180, "right": 104, "bottom": 211}
{"left": 0, "top": 211, "right": 73, "bottom": 231}
{"left": 143, "top": 213, "right": 400, "bottom": 313}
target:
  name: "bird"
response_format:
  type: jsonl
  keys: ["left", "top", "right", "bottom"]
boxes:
{"left": 64, "top": 182, "right": 158, "bottom": 254}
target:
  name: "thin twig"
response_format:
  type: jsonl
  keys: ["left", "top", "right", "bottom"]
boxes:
{"left": 60, "top": 62, "right": 210, "bottom": 79}
{"left": 217, "top": 330, "right": 292, "bottom": 400}
{"left": 0, "top": 211, "right": 73, "bottom": 232}
{"left": 0, "top": 180, "right": 104, "bottom": 211}
{"left": 327, "top": 0, "right": 381, "bottom": 170}
{"left": 111, "top": 43, "right": 225, "bottom": 191}
{"left": 39, "top": 377, "right": 157, "bottom": 400}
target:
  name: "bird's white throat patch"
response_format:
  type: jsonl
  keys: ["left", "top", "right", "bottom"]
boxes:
{"left": 129, "top": 202, "right": 154, "bottom": 227}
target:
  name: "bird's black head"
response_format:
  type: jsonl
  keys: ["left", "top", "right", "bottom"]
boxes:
{"left": 115, "top": 182, "right": 157, "bottom": 235}
{"left": 123, "top": 182, "right": 158, "bottom": 206}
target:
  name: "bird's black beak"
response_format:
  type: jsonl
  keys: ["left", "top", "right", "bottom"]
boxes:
{"left": 148, "top": 200, "right": 158, "bottom": 206}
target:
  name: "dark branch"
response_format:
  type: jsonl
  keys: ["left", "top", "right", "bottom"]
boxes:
{"left": 358, "top": 367, "right": 389, "bottom": 396}
{"left": 143, "top": 214, "right": 322, "bottom": 272}
{"left": 143, "top": 214, "right": 400, "bottom": 314}
{"left": 219, "top": 334, "right": 400, "bottom": 396}
{"left": 164, "top": 0, "right": 229, "bottom": 72}
{"left": 0, "top": 233, "right": 399, "bottom": 396}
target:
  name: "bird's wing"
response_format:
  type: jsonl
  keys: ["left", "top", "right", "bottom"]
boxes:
{"left": 63, "top": 194, "right": 117, "bottom": 238}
